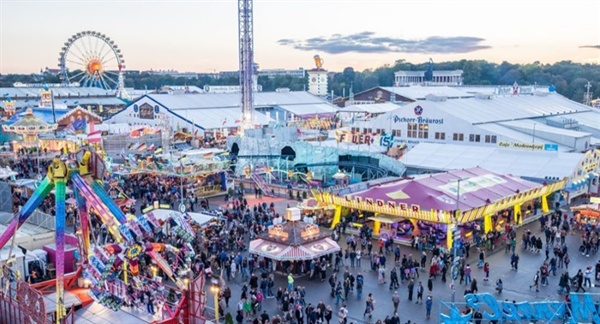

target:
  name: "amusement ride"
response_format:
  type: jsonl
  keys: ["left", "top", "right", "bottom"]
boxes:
{"left": 0, "top": 149, "right": 205, "bottom": 323}
{"left": 57, "top": 31, "right": 128, "bottom": 97}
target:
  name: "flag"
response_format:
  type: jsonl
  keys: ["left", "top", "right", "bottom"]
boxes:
{"left": 137, "top": 143, "right": 147, "bottom": 151}
{"left": 87, "top": 130, "right": 102, "bottom": 143}
{"left": 154, "top": 146, "right": 163, "bottom": 155}
{"left": 194, "top": 129, "right": 199, "bottom": 137}
{"left": 72, "top": 118, "right": 86, "bottom": 131}
{"left": 222, "top": 118, "right": 227, "bottom": 125}
{"left": 203, "top": 153, "right": 214, "bottom": 159}
{"left": 177, "top": 155, "right": 187, "bottom": 163}
{"left": 146, "top": 144, "right": 156, "bottom": 152}
{"left": 127, "top": 143, "right": 136, "bottom": 150}
{"left": 234, "top": 119, "right": 241, "bottom": 124}
{"left": 63, "top": 123, "right": 75, "bottom": 135}
{"left": 512, "top": 81, "right": 519, "bottom": 95}
{"left": 130, "top": 127, "right": 144, "bottom": 138}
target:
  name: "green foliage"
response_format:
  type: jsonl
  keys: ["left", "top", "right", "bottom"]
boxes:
{"left": 1, "top": 60, "right": 598, "bottom": 102}
{"left": 325, "top": 60, "right": 600, "bottom": 103}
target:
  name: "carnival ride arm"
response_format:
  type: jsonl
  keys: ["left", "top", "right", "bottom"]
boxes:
{"left": 70, "top": 174, "right": 125, "bottom": 243}
{"left": 0, "top": 177, "right": 54, "bottom": 249}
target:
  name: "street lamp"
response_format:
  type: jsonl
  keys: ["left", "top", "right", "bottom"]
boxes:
{"left": 449, "top": 177, "right": 467, "bottom": 303}
{"left": 210, "top": 277, "right": 220, "bottom": 324}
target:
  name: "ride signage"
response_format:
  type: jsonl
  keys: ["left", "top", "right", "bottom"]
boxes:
{"left": 440, "top": 292, "right": 600, "bottom": 323}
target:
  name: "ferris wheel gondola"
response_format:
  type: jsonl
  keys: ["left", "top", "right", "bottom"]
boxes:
{"left": 58, "top": 31, "right": 125, "bottom": 90}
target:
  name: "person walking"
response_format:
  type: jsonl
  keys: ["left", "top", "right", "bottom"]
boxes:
{"left": 407, "top": 279, "right": 414, "bottom": 302}
{"left": 425, "top": 295, "right": 433, "bottom": 319}
{"left": 511, "top": 253, "right": 520, "bottom": 270}
{"left": 464, "top": 264, "right": 472, "bottom": 286}
{"left": 391, "top": 291, "right": 400, "bottom": 314}
{"left": 363, "top": 293, "right": 375, "bottom": 318}
{"left": 584, "top": 266, "right": 593, "bottom": 288}
{"left": 483, "top": 262, "right": 490, "bottom": 281}
{"left": 416, "top": 281, "right": 424, "bottom": 304}
{"left": 427, "top": 276, "right": 434, "bottom": 292}
{"left": 287, "top": 273, "right": 294, "bottom": 292}
{"left": 574, "top": 269, "right": 585, "bottom": 292}
{"left": 337, "top": 304, "right": 348, "bottom": 324}
{"left": 530, "top": 271, "right": 540, "bottom": 292}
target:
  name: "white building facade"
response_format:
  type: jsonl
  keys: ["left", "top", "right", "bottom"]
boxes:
{"left": 394, "top": 70, "right": 463, "bottom": 86}
{"left": 357, "top": 92, "right": 600, "bottom": 153}
{"left": 307, "top": 70, "right": 328, "bottom": 96}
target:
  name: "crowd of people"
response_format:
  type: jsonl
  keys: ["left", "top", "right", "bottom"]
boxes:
{"left": 6, "top": 152, "right": 599, "bottom": 323}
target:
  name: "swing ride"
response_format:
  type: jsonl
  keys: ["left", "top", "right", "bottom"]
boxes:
{"left": 0, "top": 149, "right": 206, "bottom": 323}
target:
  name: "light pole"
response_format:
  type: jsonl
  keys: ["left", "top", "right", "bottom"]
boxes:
{"left": 450, "top": 178, "right": 463, "bottom": 303}
{"left": 210, "top": 276, "right": 220, "bottom": 324}
{"left": 532, "top": 123, "right": 536, "bottom": 148}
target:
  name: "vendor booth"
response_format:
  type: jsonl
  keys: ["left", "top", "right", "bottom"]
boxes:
{"left": 298, "top": 198, "right": 336, "bottom": 227}
{"left": 313, "top": 167, "right": 567, "bottom": 249}
{"left": 571, "top": 203, "right": 600, "bottom": 229}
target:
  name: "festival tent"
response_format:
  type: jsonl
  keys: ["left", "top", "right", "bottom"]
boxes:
{"left": 350, "top": 167, "right": 542, "bottom": 213}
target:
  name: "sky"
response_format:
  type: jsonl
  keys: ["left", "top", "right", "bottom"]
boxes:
{"left": 0, "top": 0, "right": 599, "bottom": 74}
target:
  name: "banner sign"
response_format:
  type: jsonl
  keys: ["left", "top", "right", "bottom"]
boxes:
{"left": 335, "top": 131, "right": 396, "bottom": 147}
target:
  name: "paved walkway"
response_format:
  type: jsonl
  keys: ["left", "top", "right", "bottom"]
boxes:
{"left": 199, "top": 194, "right": 596, "bottom": 323}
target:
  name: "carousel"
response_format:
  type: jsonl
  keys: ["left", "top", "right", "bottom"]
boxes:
{"left": 249, "top": 208, "right": 340, "bottom": 274}
{"left": 2, "top": 107, "right": 57, "bottom": 144}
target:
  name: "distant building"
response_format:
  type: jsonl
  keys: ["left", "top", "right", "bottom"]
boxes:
{"left": 395, "top": 70, "right": 463, "bottom": 86}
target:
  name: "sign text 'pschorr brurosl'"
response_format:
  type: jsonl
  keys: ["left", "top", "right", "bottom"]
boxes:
{"left": 393, "top": 115, "right": 444, "bottom": 124}
{"left": 440, "top": 293, "right": 600, "bottom": 324}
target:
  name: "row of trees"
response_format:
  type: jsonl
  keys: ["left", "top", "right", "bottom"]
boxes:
{"left": 1, "top": 60, "right": 599, "bottom": 102}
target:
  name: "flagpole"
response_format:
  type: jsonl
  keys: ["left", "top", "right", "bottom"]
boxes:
{"left": 51, "top": 89, "right": 56, "bottom": 124}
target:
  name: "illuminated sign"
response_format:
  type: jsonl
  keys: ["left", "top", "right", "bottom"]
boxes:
{"left": 440, "top": 292, "right": 600, "bottom": 324}
{"left": 337, "top": 132, "right": 375, "bottom": 145}
{"left": 336, "top": 131, "right": 396, "bottom": 147}
{"left": 344, "top": 195, "right": 421, "bottom": 212}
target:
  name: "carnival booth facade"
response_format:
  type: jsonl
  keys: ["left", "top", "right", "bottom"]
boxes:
{"left": 314, "top": 167, "right": 567, "bottom": 249}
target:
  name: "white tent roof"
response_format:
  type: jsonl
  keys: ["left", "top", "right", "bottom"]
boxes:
{"left": 146, "top": 91, "right": 325, "bottom": 110}
{"left": 179, "top": 106, "right": 272, "bottom": 129}
{"left": 381, "top": 86, "right": 475, "bottom": 100}
{"left": 400, "top": 142, "right": 584, "bottom": 179}
{"left": 339, "top": 102, "right": 401, "bottom": 114}
{"left": 276, "top": 103, "right": 337, "bottom": 116}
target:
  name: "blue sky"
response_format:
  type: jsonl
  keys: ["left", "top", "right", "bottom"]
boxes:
{"left": 0, "top": 0, "right": 599, "bottom": 74}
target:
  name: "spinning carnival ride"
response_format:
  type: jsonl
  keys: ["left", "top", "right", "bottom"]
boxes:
{"left": 0, "top": 150, "right": 198, "bottom": 323}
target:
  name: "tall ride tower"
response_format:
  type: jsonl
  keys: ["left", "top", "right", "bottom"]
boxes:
{"left": 239, "top": 0, "right": 255, "bottom": 132}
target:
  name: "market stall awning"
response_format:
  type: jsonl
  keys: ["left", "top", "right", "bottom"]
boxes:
{"left": 368, "top": 216, "right": 403, "bottom": 224}
{"left": 570, "top": 204, "right": 600, "bottom": 217}
{"left": 249, "top": 237, "right": 340, "bottom": 261}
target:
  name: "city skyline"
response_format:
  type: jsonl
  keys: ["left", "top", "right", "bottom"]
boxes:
{"left": 1, "top": 0, "right": 599, "bottom": 75}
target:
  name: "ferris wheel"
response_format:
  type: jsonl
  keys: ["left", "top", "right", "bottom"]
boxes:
{"left": 58, "top": 31, "right": 125, "bottom": 90}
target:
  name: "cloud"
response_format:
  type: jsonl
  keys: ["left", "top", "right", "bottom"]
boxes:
{"left": 278, "top": 32, "right": 491, "bottom": 54}
{"left": 580, "top": 45, "right": 600, "bottom": 49}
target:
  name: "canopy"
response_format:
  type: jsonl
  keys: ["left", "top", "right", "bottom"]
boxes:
{"left": 249, "top": 237, "right": 340, "bottom": 261}
{"left": 350, "top": 167, "right": 541, "bottom": 212}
